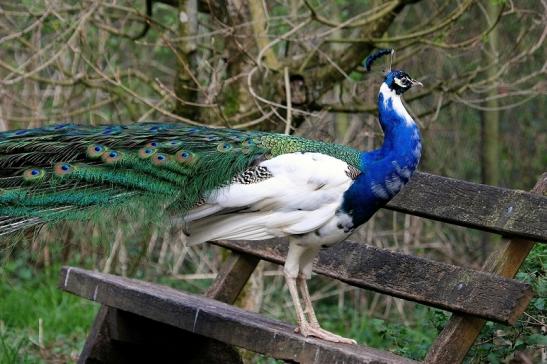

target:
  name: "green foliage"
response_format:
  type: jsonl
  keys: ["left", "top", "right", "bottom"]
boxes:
{"left": 466, "top": 244, "right": 546, "bottom": 363}
{"left": 0, "top": 260, "right": 97, "bottom": 363}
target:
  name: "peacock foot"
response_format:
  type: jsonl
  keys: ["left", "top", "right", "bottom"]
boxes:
{"left": 295, "top": 323, "right": 357, "bottom": 344}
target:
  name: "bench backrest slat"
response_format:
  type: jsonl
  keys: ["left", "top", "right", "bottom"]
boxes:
{"left": 387, "top": 172, "right": 547, "bottom": 243}
{"left": 213, "top": 239, "right": 533, "bottom": 325}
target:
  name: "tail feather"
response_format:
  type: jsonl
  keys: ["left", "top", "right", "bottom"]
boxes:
{"left": 0, "top": 123, "right": 271, "bottom": 236}
{"left": 0, "top": 216, "right": 43, "bottom": 237}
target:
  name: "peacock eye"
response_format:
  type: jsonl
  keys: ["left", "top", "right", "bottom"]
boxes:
{"left": 54, "top": 162, "right": 74, "bottom": 176}
{"left": 217, "top": 142, "right": 233, "bottom": 152}
{"left": 23, "top": 168, "right": 46, "bottom": 182}
{"left": 241, "top": 139, "right": 255, "bottom": 147}
{"left": 101, "top": 150, "right": 123, "bottom": 164}
{"left": 138, "top": 147, "right": 157, "bottom": 159}
{"left": 86, "top": 144, "right": 107, "bottom": 158}
{"left": 175, "top": 150, "right": 195, "bottom": 164}
{"left": 151, "top": 153, "right": 168, "bottom": 166}
{"left": 394, "top": 77, "right": 405, "bottom": 87}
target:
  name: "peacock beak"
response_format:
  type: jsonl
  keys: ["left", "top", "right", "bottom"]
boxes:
{"left": 411, "top": 79, "right": 423, "bottom": 87}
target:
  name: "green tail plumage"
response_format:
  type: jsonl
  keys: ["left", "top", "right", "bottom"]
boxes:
{"left": 0, "top": 123, "right": 361, "bottom": 236}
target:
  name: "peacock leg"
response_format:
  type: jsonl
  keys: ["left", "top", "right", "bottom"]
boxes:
{"left": 284, "top": 242, "right": 310, "bottom": 336}
{"left": 293, "top": 245, "right": 357, "bottom": 344}
{"left": 296, "top": 274, "right": 356, "bottom": 344}
{"left": 286, "top": 243, "right": 357, "bottom": 344}
{"left": 296, "top": 273, "right": 320, "bottom": 327}
{"left": 284, "top": 272, "right": 308, "bottom": 333}
{"left": 295, "top": 246, "right": 321, "bottom": 327}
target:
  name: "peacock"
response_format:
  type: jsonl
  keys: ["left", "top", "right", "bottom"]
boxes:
{"left": 0, "top": 50, "right": 422, "bottom": 344}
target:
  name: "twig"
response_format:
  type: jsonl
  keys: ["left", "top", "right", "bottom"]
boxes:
{"left": 283, "top": 67, "right": 292, "bottom": 134}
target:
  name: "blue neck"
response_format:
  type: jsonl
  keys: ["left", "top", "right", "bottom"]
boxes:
{"left": 341, "top": 83, "right": 422, "bottom": 226}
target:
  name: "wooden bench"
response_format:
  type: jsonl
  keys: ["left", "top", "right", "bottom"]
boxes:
{"left": 59, "top": 172, "right": 547, "bottom": 364}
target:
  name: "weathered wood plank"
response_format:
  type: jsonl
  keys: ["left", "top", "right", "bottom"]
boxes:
{"left": 424, "top": 173, "right": 547, "bottom": 364}
{"left": 78, "top": 305, "right": 243, "bottom": 364}
{"left": 206, "top": 252, "right": 260, "bottom": 304}
{"left": 60, "top": 267, "right": 416, "bottom": 364}
{"left": 212, "top": 239, "right": 533, "bottom": 324}
{"left": 201, "top": 252, "right": 260, "bottom": 363}
{"left": 387, "top": 172, "right": 547, "bottom": 243}
{"left": 78, "top": 306, "right": 120, "bottom": 364}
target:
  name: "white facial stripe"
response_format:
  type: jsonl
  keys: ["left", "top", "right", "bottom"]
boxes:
{"left": 394, "top": 77, "right": 407, "bottom": 87}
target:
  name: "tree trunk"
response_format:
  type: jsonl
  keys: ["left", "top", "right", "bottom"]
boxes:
{"left": 480, "top": 0, "right": 501, "bottom": 250}
{"left": 174, "top": 0, "right": 199, "bottom": 119}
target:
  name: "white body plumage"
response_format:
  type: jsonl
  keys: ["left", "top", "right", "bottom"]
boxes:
{"left": 185, "top": 152, "right": 355, "bottom": 260}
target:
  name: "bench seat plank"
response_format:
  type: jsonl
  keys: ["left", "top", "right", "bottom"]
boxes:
{"left": 213, "top": 239, "right": 533, "bottom": 325}
{"left": 59, "top": 267, "right": 417, "bottom": 364}
{"left": 388, "top": 172, "right": 547, "bottom": 243}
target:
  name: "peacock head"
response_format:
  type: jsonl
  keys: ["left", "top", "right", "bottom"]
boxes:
{"left": 384, "top": 70, "right": 422, "bottom": 95}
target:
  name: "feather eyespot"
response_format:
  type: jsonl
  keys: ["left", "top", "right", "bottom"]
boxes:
{"left": 22, "top": 168, "right": 46, "bottom": 182}
{"left": 54, "top": 162, "right": 74, "bottom": 176}
{"left": 145, "top": 141, "right": 159, "bottom": 148}
{"left": 217, "top": 142, "right": 233, "bottom": 152}
{"left": 5, "top": 130, "right": 31, "bottom": 138}
{"left": 138, "top": 147, "right": 157, "bottom": 159}
{"left": 44, "top": 123, "right": 70, "bottom": 131}
{"left": 101, "top": 150, "right": 123, "bottom": 164}
{"left": 86, "top": 144, "right": 107, "bottom": 158}
{"left": 241, "top": 139, "right": 255, "bottom": 147}
{"left": 101, "top": 126, "right": 121, "bottom": 135}
{"left": 175, "top": 150, "right": 195, "bottom": 164}
{"left": 163, "top": 140, "right": 183, "bottom": 147}
{"left": 151, "top": 153, "right": 168, "bottom": 166}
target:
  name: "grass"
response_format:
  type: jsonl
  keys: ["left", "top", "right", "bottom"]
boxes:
{"left": 316, "top": 303, "right": 442, "bottom": 360}
{"left": 0, "top": 260, "right": 97, "bottom": 364}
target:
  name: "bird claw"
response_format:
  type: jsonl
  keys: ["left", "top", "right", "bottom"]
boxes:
{"left": 295, "top": 324, "right": 357, "bottom": 344}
